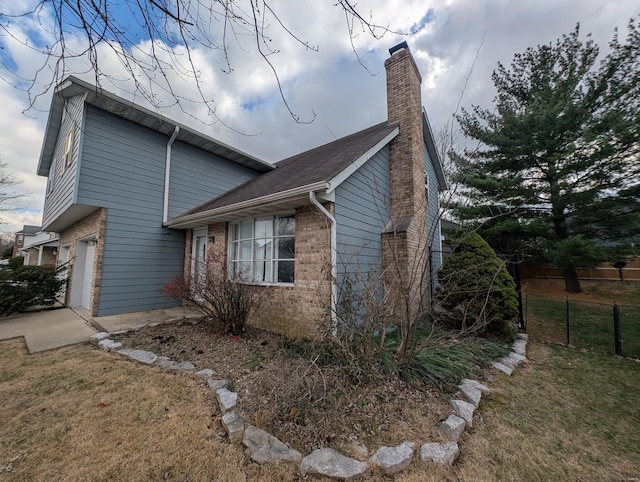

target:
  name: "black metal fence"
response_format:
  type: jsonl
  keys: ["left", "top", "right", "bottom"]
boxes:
{"left": 525, "top": 294, "right": 640, "bottom": 358}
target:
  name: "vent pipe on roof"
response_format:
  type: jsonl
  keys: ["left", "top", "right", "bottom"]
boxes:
{"left": 163, "top": 126, "right": 180, "bottom": 224}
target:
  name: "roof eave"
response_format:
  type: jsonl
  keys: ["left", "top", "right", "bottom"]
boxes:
{"left": 165, "top": 181, "right": 330, "bottom": 228}
{"left": 37, "top": 76, "right": 275, "bottom": 177}
{"left": 422, "top": 108, "right": 448, "bottom": 191}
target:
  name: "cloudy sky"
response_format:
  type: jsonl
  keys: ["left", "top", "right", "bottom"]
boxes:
{"left": 0, "top": 0, "right": 637, "bottom": 235}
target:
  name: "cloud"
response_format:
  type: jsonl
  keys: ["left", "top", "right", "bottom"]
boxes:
{"left": 0, "top": 0, "right": 637, "bottom": 235}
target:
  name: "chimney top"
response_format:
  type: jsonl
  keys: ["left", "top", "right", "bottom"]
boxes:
{"left": 388, "top": 41, "right": 409, "bottom": 56}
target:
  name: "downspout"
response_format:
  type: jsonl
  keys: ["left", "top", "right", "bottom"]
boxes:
{"left": 309, "top": 191, "right": 338, "bottom": 334}
{"left": 163, "top": 126, "right": 180, "bottom": 224}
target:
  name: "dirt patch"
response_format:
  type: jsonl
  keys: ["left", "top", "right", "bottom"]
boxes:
{"left": 113, "top": 320, "right": 452, "bottom": 456}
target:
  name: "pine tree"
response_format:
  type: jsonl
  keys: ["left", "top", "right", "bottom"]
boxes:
{"left": 453, "top": 21, "right": 640, "bottom": 293}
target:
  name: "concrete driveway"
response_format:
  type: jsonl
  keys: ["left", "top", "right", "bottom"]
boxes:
{"left": 0, "top": 308, "right": 96, "bottom": 353}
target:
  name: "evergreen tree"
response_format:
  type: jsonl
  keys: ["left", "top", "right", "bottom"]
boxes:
{"left": 453, "top": 21, "right": 640, "bottom": 293}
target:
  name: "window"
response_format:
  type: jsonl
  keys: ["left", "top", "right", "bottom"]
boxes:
{"left": 60, "top": 122, "right": 76, "bottom": 176}
{"left": 229, "top": 215, "right": 295, "bottom": 284}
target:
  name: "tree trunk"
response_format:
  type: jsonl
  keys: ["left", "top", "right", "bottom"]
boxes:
{"left": 562, "top": 266, "right": 582, "bottom": 293}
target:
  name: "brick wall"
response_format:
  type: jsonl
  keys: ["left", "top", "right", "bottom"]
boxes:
{"left": 197, "top": 205, "right": 332, "bottom": 338}
{"left": 58, "top": 208, "right": 107, "bottom": 316}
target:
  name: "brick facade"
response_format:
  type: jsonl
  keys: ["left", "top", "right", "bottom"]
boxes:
{"left": 187, "top": 205, "right": 333, "bottom": 338}
{"left": 58, "top": 208, "right": 107, "bottom": 316}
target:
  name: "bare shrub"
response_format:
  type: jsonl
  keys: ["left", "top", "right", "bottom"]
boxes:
{"left": 164, "top": 253, "right": 262, "bottom": 336}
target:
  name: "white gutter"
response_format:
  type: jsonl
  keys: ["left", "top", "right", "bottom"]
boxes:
{"left": 309, "top": 191, "right": 338, "bottom": 335}
{"left": 166, "top": 181, "right": 329, "bottom": 228}
{"left": 163, "top": 126, "right": 180, "bottom": 224}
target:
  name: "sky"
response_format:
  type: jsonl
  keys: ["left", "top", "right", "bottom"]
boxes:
{"left": 0, "top": 0, "right": 637, "bottom": 236}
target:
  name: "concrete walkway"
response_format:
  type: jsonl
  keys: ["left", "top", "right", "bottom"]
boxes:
{"left": 92, "top": 306, "right": 200, "bottom": 332}
{"left": 0, "top": 305, "right": 199, "bottom": 354}
{"left": 0, "top": 308, "right": 97, "bottom": 353}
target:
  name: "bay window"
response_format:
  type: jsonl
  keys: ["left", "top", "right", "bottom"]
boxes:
{"left": 229, "top": 215, "right": 295, "bottom": 284}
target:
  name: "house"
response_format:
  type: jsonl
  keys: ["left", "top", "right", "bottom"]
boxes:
{"left": 37, "top": 42, "right": 446, "bottom": 334}
{"left": 12, "top": 225, "right": 59, "bottom": 267}
{"left": 12, "top": 225, "right": 42, "bottom": 257}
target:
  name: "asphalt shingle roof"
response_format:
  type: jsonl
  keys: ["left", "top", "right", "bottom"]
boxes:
{"left": 182, "top": 121, "right": 398, "bottom": 216}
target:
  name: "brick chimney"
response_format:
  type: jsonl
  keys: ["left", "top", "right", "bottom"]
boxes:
{"left": 382, "top": 42, "right": 430, "bottom": 321}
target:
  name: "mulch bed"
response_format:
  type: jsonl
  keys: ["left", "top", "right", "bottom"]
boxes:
{"left": 113, "top": 319, "right": 452, "bottom": 456}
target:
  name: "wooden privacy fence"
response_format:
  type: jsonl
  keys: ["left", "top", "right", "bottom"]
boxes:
{"left": 521, "top": 258, "right": 640, "bottom": 281}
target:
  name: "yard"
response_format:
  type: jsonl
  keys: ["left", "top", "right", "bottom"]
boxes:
{"left": 1, "top": 314, "right": 639, "bottom": 480}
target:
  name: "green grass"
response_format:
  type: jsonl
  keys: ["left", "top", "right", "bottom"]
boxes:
{"left": 581, "top": 280, "right": 640, "bottom": 305}
{"left": 452, "top": 343, "right": 640, "bottom": 482}
{"left": 526, "top": 294, "right": 640, "bottom": 358}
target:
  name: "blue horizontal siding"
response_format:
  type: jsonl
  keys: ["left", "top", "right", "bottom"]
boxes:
{"left": 334, "top": 146, "right": 390, "bottom": 311}
{"left": 42, "top": 94, "right": 84, "bottom": 229}
{"left": 424, "top": 143, "right": 443, "bottom": 273}
{"left": 79, "top": 105, "right": 260, "bottom": 317}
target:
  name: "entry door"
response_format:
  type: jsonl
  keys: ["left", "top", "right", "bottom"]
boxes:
{"left": 80, "top": 240, "right": 96, "bottom": 309}
{"left": 192, "top": 229, "right": 208, "bottom": 290}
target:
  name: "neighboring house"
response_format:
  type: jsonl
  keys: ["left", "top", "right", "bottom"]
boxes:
{"left": 37, "top": 42, "right": 446, "bottom": 334}
{"left": 13, "top": 225, "right": 59, "bottom": 267}
{"left": 12, "top": 225, "right": 41, "bottom": 257}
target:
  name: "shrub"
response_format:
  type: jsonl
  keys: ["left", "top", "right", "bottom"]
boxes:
{"left": 436, "top": 231, "right": 518, "bottom": 337}
{"left": 0, "top": 265, "right": 67, "bottom": 315}
{"left": 164, "top": 255, "right": 262, "bottom": 336}
{"left": 8, "top": 256, "right": 25, "bottom": 270}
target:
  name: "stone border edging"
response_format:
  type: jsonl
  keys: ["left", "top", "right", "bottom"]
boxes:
{"left": 89, "top": 326, "right": 529, "bottom": 479}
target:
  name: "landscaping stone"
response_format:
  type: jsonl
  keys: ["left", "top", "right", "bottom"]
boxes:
{"left": 517, "top": 333, "right": 528, "bottom": 340}
{"left": 207, "top": 378, "right": 228, "bottom": 391}
{"left": 420, "top": 442, "right": 460, "bottom": 466}
{"left": 171, "top": 361, "right": 196, "bottom": 372}
{"left": 242, "top": 425, "right": 301, "bottom": 464}
{"left": 221, "top": 410, "right": 245, "bottom": 444}
{"left": 369, "top": 441, "right": 414, "bottom": 475}
{"left": 216, "top": 388, "right": 237, "bottom": 413}
{"left": 132, "top": 323, "right": 147, "bottom": 331}
{"left": 195, "top": 369, "right": 214, "bottom": 379}
{"left": 156, "top": 357, "right": 177, "bottom": 369}
{"left": 449, "top": 399, "right": 475, "bottom": 427}
{"left": 493, "top": 361, "right": 514, "bottom": 375}
{"left": 98, "top": 339, "right": 122, "bottom": 352}
{"left": 459, "top": 383, "right": 482, "bottom": 408}
{"left": 439, "top": 414, "right": 466, "bottom": 442}
{"left": 300, "top": 448, "right": 368, "bottom": 479}
{"left": 499, "top": 356, "right": 517, "bottom": 369}
{"left": 148, "top": 322, "right": 161, "bottom": 327}
{"left": 460, "top": 379, "right": 490, "bottom": 396}
{"left": 89, "top": 332, "right": 110, "bottom": 344}
{"left": 508, "top": 352, "right": 527, "bottom": 366}
{"left": 116, "top": 348, "right": 157, "bottom": 365}
{"left": 513, "top": 340, "right": 527, "bottom": 356}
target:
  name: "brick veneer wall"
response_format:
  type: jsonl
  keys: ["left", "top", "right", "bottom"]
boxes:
{"left": 194, "top": 205, "right": 332, "bottom": 338}
{"left": 58, "top": 208, "right": 107, "bottom": 316}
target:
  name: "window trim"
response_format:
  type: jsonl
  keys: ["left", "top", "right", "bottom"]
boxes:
{"left": 228, "top": 213, "right": 295, "bottom": 286}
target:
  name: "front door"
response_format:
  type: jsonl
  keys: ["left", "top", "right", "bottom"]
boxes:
{"left": 192, "top": 229, "right": 208, "bottom": 292}
{"left": 80, "top": 240, "right": 96, "bottom": 309}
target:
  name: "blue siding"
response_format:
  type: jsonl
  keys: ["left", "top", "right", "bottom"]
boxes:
{"left": 79, "top": 105, "right": 260, "bottom": 316}
{"left": 334, "top": 147, "right": 391, "bottom": 311}
{"left": 424, "top": 142, "right": 443, "bottom": 273}
{"left": 42, "top": 94, "right": 84, "bottom": 229}
{"left": 169, "top": 141, "right": 257, "bottom": 219}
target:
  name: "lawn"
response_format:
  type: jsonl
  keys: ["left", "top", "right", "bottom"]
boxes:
{"left": 2, "top": 333, "right": 638, "bottom": 480}
{"left": 523, "top": 279, "right": 640, "bottom": 358}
